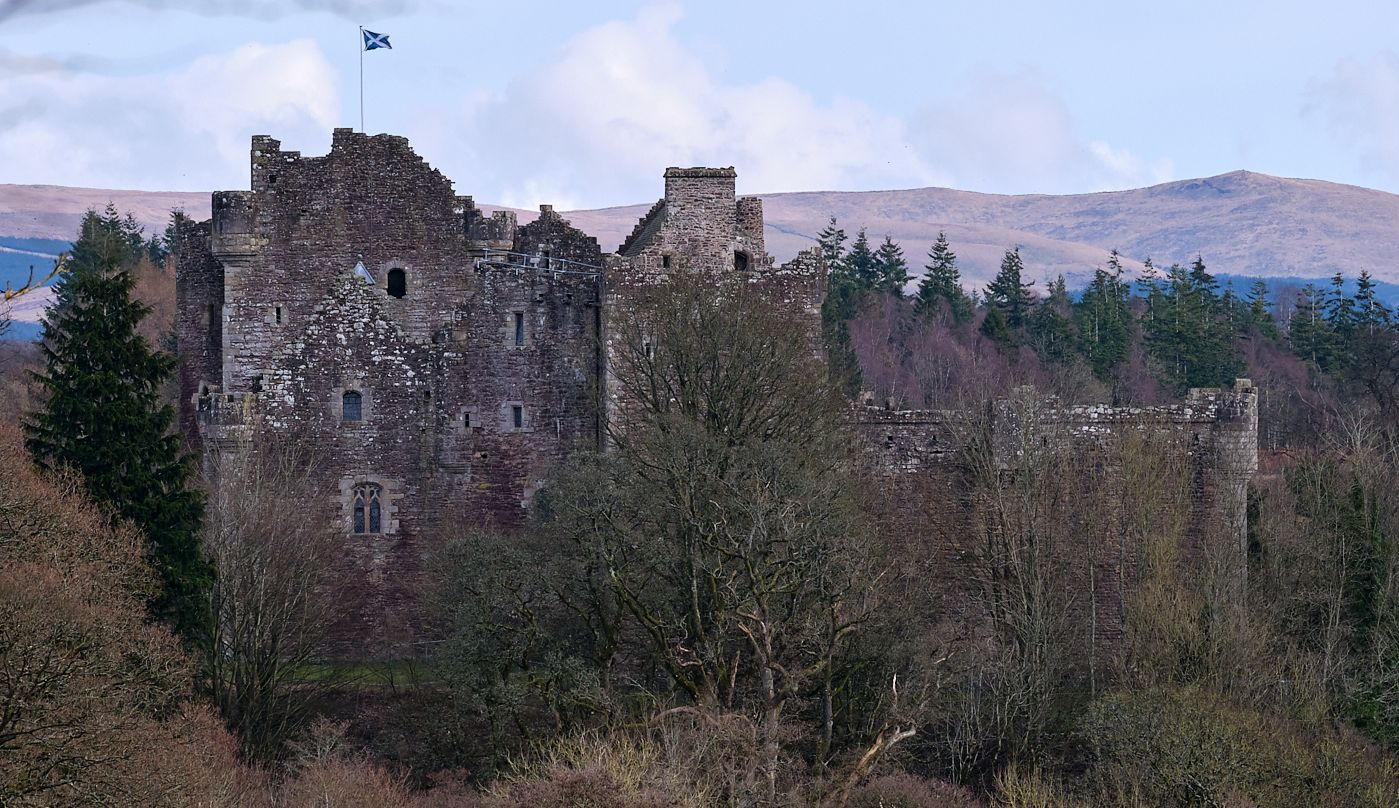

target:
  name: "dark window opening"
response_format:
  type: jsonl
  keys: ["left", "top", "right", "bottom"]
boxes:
{"left": 352, "top": 484, "right": 383, "bottom": 534}
{"left": 541, "top": 248, "right": 551, "bottom": 269}
{"left": 512, "top": 405, "right": 524, "bottom": 430}
{"left": 342, "top": 390, "right": 363, "bottom": 421}
{"left": 734, "top": 251, "right": 750, "bottom": 272}
{"left": 274, "top": 304, "right": 283, "bottom": 324}
{"left": 513, "top": 312, "right": 525, "bottom": 346}
{"left": 662, "top": 254, "right": 672, "bottom": 269}
{"left": 387, "top": 268, "right": 406, "bottom": 299}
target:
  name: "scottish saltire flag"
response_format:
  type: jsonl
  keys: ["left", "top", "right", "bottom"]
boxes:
{"left": 362, "top": 29, "right": 391, "bottom": 51}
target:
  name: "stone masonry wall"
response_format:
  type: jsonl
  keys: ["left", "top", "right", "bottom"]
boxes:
{"left": 855, "top": 380, "right": 1260, "bottom": 653}
{"left": 180, "top": 130, "right": 602, "bottom": 656}
{"left": 177, "top": 128, "right": 1254, "bottom": 662}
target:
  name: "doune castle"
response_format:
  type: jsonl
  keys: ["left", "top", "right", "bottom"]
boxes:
{"left": 176, "top": 130, "right": 1258, "bottom": 656}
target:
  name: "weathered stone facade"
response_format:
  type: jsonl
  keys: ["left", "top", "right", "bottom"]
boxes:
{"left": 176, "top": 131, "right": 823, "bottom": 655}
{"left": 176, "top": 130, "right": 1258, "bottom": 658}
{"left": 856, "top": 380, "right": 1260, "bottom": 651}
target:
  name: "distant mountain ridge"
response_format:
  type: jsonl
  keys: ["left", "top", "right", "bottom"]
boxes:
{"left": 3, "top": 170, "right": 1397, "bottom": 294}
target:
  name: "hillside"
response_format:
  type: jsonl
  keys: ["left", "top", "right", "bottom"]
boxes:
{"left": 565, "top": 171, "right": 1399, "bottom": 289}
{"left": 4, "top": 170, "right": 1397, "bottom": 294}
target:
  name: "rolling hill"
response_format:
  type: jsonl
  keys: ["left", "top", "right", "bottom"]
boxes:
{"left": 2, "top": 169, "right": 1396, "bottom": 303}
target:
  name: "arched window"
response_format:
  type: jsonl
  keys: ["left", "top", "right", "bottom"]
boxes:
{"left": 734, "top": 250, "right": 750, "bottom": 272}
{"left": 342, "top": 390, "right": 363, "bottom": 421}
{"left": 352, "top": 483, "right": 382, "bottom": 534}
{"left": 387, "top": 268, "right": 406, "bottom": 299}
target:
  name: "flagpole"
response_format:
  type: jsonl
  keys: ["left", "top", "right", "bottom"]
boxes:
{"left": 358, "top": 26, "right": 364, "bottom": 132}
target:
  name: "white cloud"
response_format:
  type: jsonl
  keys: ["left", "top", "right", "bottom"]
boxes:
{"left": 429, "top": 3, "right": 944, "bottom": 207}
{"left": 908, "top": 70, "right": 1173, "bottom": 194}
{"left": 0, "top": 39, "right": 338, "bottom": 190}
{"left": 1306, "top": 52, "right": 1399, "bottom": 182}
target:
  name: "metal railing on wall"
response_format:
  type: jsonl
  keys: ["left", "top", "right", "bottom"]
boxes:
{"left": 472, "top": 249, "right": 601, "bottom": 276}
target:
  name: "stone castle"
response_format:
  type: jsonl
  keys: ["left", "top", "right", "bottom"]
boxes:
{"left": 176, "top": 130, "right": 1258, "bottom": 655}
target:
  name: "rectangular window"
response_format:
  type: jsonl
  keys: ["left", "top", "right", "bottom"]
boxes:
{"left": 274, "top": 304, "right": 283, "bottom": 324}
{"left": 541, "top": 248, "right": 551, "bottom": 269}
{"left": 662, "top": 254, "right": 672, "bottom": 269}
{"left": 513, "top": 312, "right": 525, "bottom": 346}
{"left": 512, "top": 405, "right": 523, "bottom": 430}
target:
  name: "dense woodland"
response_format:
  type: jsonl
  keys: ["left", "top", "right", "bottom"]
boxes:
{"left": 4, "top": 209, "right": 1399, "bottom": 806}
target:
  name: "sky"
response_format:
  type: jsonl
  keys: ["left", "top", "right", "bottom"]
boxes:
{"left": 3, "top": 0, "right": 1399, "bottom": 209}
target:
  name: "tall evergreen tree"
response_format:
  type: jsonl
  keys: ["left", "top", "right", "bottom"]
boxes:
{"left": 1354, "top": 270, "right": 1390, "bottom": 333}
{"left": 25, "top": 208, "right": 209, "bottom": 642}
{"left": 819, "top": 221, "right": 863, "bottom": 396}
{"left": 1288, "top": 283, "right": 1334, "bottom": 369}
{"left": 1029, "top": 274, "right": 1077, "bottom": 362}
{"left": 984, "top": 247, "right": 1035, "bottom": 329}
{"left": 873, "top": 235, "right": 909, "bottom": 296}
{"left": 915, "top": 231, "right": 972, "bottom": 323}
{"left": 978, "top": 302, "right": 1016, "bottom": 347}
{"left": 816, "top": 216, "right": 847, "bottom": 271}
{"left": 1074, "top": 252, "right": 1132, "bottom": 380}
{"left": 1246, "top": 280, "right": 1278, "bottom": 339}
{"left": 1144, "top": 257, "right": 1242, "bottom": 391}
{"left": 844, "top": 229, "right": 879, "bottom": 291}
{"left": 1326, "top": 272, "right": 1358, "bottom": 350}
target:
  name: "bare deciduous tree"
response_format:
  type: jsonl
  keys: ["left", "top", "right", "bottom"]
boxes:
{"left": 202, "top": 431, "right": 342, "bottom": 762}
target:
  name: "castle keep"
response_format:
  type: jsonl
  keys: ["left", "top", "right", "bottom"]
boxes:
{"left": 176, "top": 131, "right": 1257, "bottom": 656}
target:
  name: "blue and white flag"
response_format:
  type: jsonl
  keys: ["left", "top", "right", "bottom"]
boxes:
{"left": 362, "top": 28, "right": 391, "bottom": 51}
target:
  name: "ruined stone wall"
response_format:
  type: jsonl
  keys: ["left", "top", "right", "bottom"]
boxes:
{"left": 512, "top": 205, "right": 603, "bottom": 267}
{"left": 174, "top": 218, "right": 223, "bottom": 443}
{"left": 855, "top": 380, "right": 1260, "bottom": 653}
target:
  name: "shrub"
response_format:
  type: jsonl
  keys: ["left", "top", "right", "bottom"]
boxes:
{"left": 1081, "top": 686, "right": 1399, "bottom": 807}
{"left": 848, "top": 771, "right": 984, "bottom": 808}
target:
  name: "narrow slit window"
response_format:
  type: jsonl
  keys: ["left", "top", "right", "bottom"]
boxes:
{"left": 512, "top": 405, "right": 524, "bottom": 430}
{"left": 342, "top": 390, "right": 363, "bottom": 421}
{"left": 274, "top": 304, "right": 283, "bottom": 324}
{"left": 513, "top": 312, "right": 525, "bottom": 346}
{"left": 541, "top": 248, "right": 551, "bottom": 269}
{"left": 387, "top": 268, "right": 406, "bottom": 299}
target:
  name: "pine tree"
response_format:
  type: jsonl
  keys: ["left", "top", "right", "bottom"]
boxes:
{"left": 819, "top": 221, "right": 864, "bottom": 395}
{"left": 1246, "top": 280, "right": 1278, "bottom": 339}
{"left": 978, "top": 303, "right": 1016, "bottom": 347}
{"left": 984, "top": 247, "right": 1034, "bottom": 329}
{"left": 1144, "top": 257, "right": 1242, "bottom": 391}
{"left": 816, "top": 216, "right": 847, "bottom": 271}
{"left": 873, "top": 235, "right": 909, "bottom": 296}
{"left": 1029, "top": 274, "right": 1076, "bottom": 362}
{"left": 1354, "top": 270, "right": 1390, "bottom": 333}
{"left": 1288, "top": 283, "right": 1333, "bottom": 369}
{"left": 1074, "top": 252, "right": 1132, "bottom": 380}
{"left": 845, "top": 229, "right": 879, "bottom": 291}
{"left": 1326, "top": 272, "right": 1357, "bottom": 351}
{"left": 915, "top": 231, "right": 972, "bottom": 323}
{"left": 25, "top": 208, "right": 209, "bottom": 643}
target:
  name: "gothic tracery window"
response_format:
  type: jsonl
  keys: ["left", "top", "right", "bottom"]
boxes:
{"left": 352, "top": 483, "right": 383, "bottom": 534}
